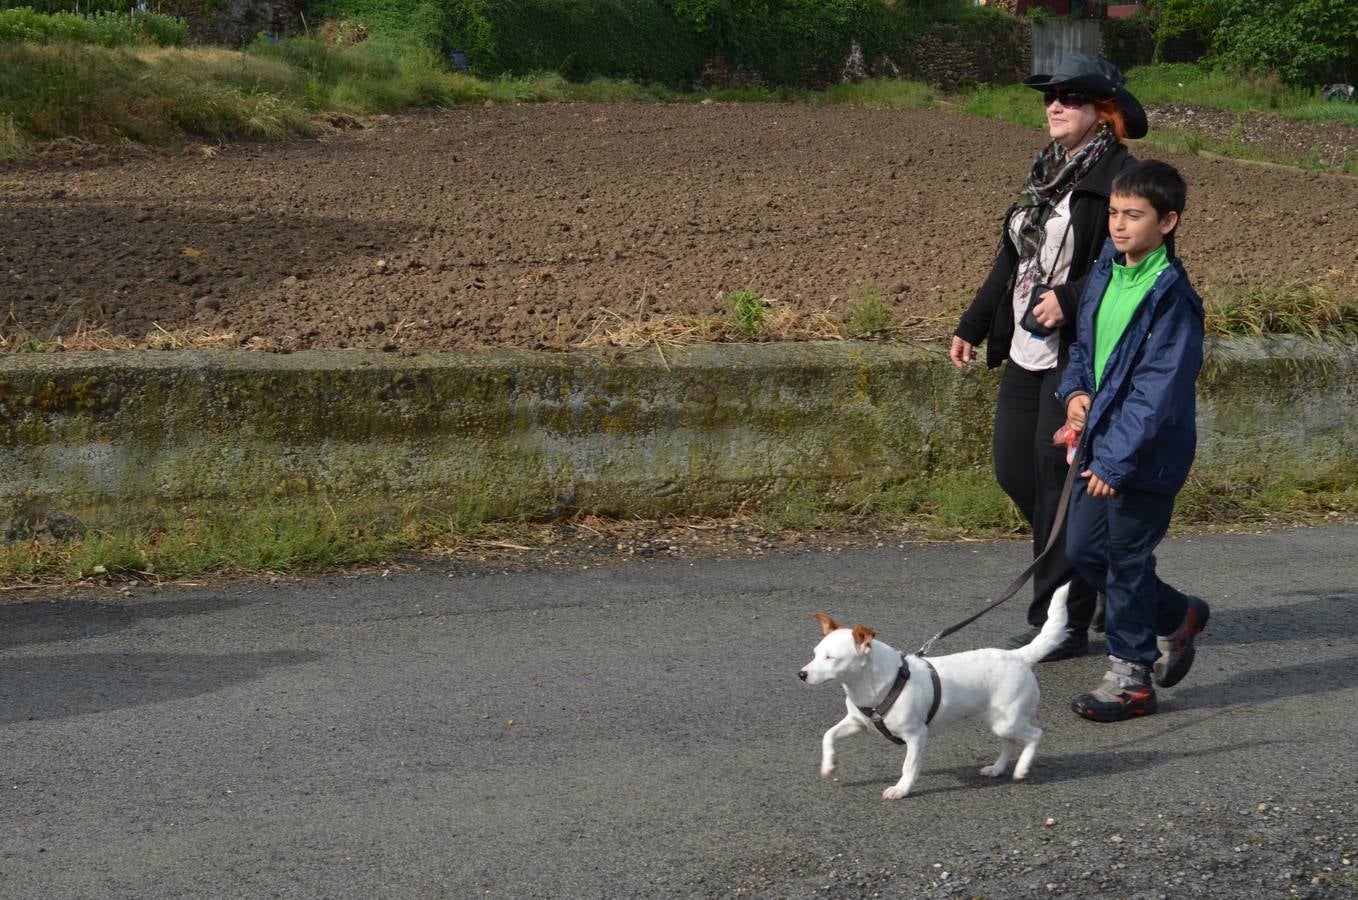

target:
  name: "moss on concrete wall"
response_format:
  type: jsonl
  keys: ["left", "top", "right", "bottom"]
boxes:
{"left": 1, "top": 338, "right": 1354, "bottom": 528}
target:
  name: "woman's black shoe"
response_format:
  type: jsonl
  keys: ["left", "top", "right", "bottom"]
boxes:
{"left": 1007, "top": 627, "right": 1088, "bottom": 662}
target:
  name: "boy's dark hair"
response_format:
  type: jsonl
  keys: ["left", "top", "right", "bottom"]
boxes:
{"left": 1110, "top": 159, "right": 1187, "bottom": 219}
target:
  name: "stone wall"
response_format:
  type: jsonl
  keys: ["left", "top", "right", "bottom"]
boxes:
{"left": 163, "top": 0, "right": 303, "bottom": 46}
{"left": 898, "top": 21, "right": 1030, "bottom": 90}
{"left": 696, "top": 18, "right": 1032, "bottom": 90}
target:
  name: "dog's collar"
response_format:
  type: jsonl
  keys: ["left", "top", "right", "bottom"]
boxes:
{"left": 857, "top": 654, "right": 942, "bottom": 745}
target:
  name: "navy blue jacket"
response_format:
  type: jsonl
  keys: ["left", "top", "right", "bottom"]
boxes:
{"left": 1056, "top": 240, "right": 1204, "bottom": 495}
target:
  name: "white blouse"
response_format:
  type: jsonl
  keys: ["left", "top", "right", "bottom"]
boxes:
{"left": 1007, "top": 192, "right": 1075, "bottom": 372}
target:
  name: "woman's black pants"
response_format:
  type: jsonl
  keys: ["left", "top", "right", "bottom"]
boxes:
{"left": 992, "top": 361, "right": 1097, "bottom": 632}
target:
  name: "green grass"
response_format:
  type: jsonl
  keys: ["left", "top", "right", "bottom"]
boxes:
{"left": 759, "top": 469, "right": 1027, "bottom": 539}
{"left": 917, "top": 470, "right": 1026, "bottom": 538}
{"left": 0, "top": 42, "right": 316, "bottom": 144}
{"left": 957, "top": 82, "right": 1046, "bottom": 130}
{"left": 957, "top": 64, "right": 1358, "bottom": 130}
{"left": 1126, "top": 63, "right": 1358, "bottom": 127}
{"left": 0, "top": 493, "right": 512, "bottom": 582}
{"left": 4, "top": 461, "right": 1354, "bottom": 583}
{"left": 952, "top": 64, "right": 1358, "bottom": 175}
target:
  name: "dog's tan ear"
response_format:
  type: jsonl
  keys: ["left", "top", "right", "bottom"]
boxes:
{"left": 812, "top": 612, "right": 840, "bottom": 635}
{"left": 852, "top": 624, "right": 875, "bottom": 654}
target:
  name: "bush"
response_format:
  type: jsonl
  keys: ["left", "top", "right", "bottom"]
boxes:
{"left": 307, "top": 0, "right": 1019, "bottom": 88}
{"left": 1101, "top": 12, "right": 1156, "bottom": 71}
{"left": 1, "top": 0, "right": 135, "bottom": 11}
{"left": 0, "top": 6, "right": 186, "bottom": 47}
{"left": 674, "top": 0, "right": 956, "bottom": 86}
{"left": 1211, "top": 0, "right": 1358, "bottom": 87}
{"left": 483, "top": 0, "right": 703, "bottom": 84}
{"left": 0, "top": 41, "right": 312, "bottom": 144}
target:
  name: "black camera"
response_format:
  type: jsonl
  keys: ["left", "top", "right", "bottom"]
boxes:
{"left": 1020, "top": 282, "right": 1057, "bottom": 337}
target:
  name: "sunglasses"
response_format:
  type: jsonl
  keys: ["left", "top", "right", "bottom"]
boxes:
{"left": 1043, "top": 90, "right": 1094, "bottom": 108}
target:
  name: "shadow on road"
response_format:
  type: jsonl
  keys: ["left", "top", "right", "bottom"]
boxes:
{"left": 0, "top": 595, "right": 248, "bottom": 652}
{"left": 838, "top": 738, "right": 1282, "bottom": 797}
{"left": 1207, "top": 589, "right": 1358, "bottom": 644}
{"left": 0, "top": 650, "right": 321, "bottom": 725}
{"left": 1172, "top": 652, "right": 1358, "bottom": 709}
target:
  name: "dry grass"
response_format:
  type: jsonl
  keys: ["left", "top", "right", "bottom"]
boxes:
{"left": 143, "top": 323, "right": 240, "bottom": 350}
{"left": 1202, "top": 270, "right": 1358, "bottom": 339}
{"left": 574, "top": 284, "right": 959, "bottom": 354}
{"left": 1, "top": 307, "right": 238, "bottom": 353}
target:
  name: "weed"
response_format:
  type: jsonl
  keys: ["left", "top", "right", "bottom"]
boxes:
{"left": 860, "top": 480, "right": 925, "bottom": 520}
{"left": 725, "top": 288, "right": 766, "bottom": 337}
{"left": 0, "top": 112, "right": 28, "bottom": 161}
{"left": 845, "top": 286, "right": 896, "bottom": 338}
{"left": 757, "top": 491, "right": 829, "bottom": 531}
{"left": 918, "top": 469, "right": 1025, "bottom": 538}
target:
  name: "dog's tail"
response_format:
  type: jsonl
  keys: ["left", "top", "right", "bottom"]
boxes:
{"left": 1016, "top": 581, "right": 1070, "bottom": 668}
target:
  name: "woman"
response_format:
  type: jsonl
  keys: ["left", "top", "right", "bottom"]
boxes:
{"left": 950, "top": 54, "right": 1148, "bottom": 660}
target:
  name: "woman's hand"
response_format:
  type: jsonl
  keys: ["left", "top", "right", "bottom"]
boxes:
{"left": 949, "top": 335, "right": 976, "bottom": 368}
{"left": 1030, "top": 290, "right": 1066, "bottom": 331}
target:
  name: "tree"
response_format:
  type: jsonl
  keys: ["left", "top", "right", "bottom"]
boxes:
{"left": 1146, "top": 0, "right": 1225, "bottom": 62}
{"left": 1211, "top": 0, "right": 1358, "bottom": 86}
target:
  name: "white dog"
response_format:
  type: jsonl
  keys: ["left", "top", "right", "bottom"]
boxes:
{"left": 799, "top": 584, "right": 1069, "bottom": 800}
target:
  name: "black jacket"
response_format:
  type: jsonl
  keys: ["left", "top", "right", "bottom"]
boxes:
{"left": 955, "top": 141, "right": 1136, "bottom": 369}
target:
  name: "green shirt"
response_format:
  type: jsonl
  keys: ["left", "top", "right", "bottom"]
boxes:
{"left": 1093, "top": 243, "right": 1170, "bottom": 391}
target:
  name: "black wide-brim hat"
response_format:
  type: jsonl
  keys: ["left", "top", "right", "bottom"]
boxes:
{"left": 1022, "top": 53, "right": 1148, "bottom": 140}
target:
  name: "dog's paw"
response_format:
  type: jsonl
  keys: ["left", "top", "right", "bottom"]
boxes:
{"left": 881, "top": 786, "right": 908, "bottom": 801}
{"left": 820, "top": 765, "right": 837, "bottom": 780}
{"left": 1012, "top": 766, "right": 1030, "bottom": 781}
{"left": 979, "top": 764, "right": 1007, "bottom": 778}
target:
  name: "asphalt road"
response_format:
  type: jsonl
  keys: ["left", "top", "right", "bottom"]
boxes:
{"left": 3, "top": 526, "right": 1356, "bottom": 899}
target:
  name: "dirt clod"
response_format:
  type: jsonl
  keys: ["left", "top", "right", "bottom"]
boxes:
{"left": 2, "top": 103, "right": 1355, "bottom": 353}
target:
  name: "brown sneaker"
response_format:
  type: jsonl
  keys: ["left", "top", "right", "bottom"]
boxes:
{"left": 1154, "top": 596, "right": 1210, "bottom": 688}
{"left": 1072, "top": 657, "right": 1157, "bottom": 722}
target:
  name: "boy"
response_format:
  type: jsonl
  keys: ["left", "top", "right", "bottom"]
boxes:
{"left": 1056, "top": 159, "right": 1210, "bottom": 722}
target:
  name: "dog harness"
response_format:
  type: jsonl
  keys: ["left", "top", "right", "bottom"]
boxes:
{"left": 858, "top": 654, "right": 942, "bottom": 745}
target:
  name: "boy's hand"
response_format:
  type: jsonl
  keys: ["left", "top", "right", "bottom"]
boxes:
{"left": 1081, "top": 470, "right": 1118, "bottom": 497}
{"left": 1030, "top": 290, "right": 1066, "bottom": 331}
{"left": 1065, "top": 393, "right": 1091, "bottom": 432}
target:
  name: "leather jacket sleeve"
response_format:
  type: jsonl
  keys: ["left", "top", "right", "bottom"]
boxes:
{"left": 955, "top": 231, "right": 1017, "bottom": 347}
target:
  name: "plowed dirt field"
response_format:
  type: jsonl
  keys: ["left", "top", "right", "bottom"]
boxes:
{"left": 3, "top": 103, "right": 1356, "bottom": 352}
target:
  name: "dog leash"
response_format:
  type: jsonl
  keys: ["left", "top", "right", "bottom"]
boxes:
{"left": 915, "top": 428, "right": 1085, "bottom": 658}
{"left": 859, "top": 654, "right": 942, "bottom": 745}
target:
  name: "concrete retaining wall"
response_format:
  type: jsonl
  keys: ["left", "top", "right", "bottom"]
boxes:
{"left": 2, "top": 339, "right": 1355, "bottom": 526}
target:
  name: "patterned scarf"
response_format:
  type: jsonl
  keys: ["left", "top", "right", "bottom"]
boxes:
{"left": 1013, "top": 125, "right": 1116, "bottom": 266}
